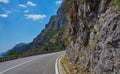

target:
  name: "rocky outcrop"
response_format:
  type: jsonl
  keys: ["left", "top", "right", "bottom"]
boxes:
{"left": 65, "top": 0, "right": 120, "bottom": 74}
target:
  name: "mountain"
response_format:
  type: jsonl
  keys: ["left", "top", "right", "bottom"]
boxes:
{"left": 5, "top": 43, "right": 28, "bottom": 56}
{"left": 0, "top": 52, "right": 4, "bottom": 57}
{"left": 14, "top": 43, "right": 27, "bottom": 47}
{"left": 5, "top": 1, "right": 69, "bottom": 56}
{"left": 6, "top": 43, "right": 27, "bottom": 52}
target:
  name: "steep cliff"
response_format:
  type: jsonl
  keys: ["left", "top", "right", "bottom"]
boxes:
{"left": 5, "top": 1, "right": 69, "bottom": 56}
{"left": 65, "top": 0, "right": 120, "bottom": 74}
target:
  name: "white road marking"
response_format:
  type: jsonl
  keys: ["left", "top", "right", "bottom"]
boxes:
{"left": 0, "top": 57, "right": 40, "bottom": 74}
{"left": 55, "top": 55, "right": 63, "bottom": 74}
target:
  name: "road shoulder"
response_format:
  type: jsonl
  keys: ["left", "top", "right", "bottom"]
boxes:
{"left": 56, "top": 54, "right": 75, "bottom": 74}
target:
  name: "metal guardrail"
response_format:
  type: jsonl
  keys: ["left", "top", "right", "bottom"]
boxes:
{"left": 0, "top": 56, "right": 18, "bottom": 62}
{"left": 0, "top": 50, "right": 64, "bottom": 62}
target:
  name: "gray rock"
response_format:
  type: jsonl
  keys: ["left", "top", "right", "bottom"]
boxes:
{"left": 65, "top": 0, "right": 120, "bottom": 74}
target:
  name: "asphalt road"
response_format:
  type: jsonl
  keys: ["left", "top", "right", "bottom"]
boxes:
{"left": 0, "top": 51, "right": 65, "bottom": 74}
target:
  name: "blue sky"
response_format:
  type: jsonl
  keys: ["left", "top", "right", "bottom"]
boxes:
{"left": 0, "top": 0, "right": 63, "bottom": 52}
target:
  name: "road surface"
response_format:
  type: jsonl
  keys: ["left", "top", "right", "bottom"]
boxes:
{"left": 0, "top": 51, "right": 65, "bottom": 74}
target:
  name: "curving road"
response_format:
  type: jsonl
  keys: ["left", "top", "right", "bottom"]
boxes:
{"left": 0, "top": 51, "right": 64, "bottom": 74}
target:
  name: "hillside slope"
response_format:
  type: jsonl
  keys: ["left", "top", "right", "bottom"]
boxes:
{"left": 5, "top": 1, "right": 69, "bottom": 56}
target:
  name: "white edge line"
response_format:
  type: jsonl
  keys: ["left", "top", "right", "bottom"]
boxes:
{"left": 55, "top": 55, "right": 62, "bottom": 74}
{"left": 0, "top": 57, "right": 40, "bottom": 74}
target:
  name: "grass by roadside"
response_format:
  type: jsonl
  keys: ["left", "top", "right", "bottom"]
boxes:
{"left": 58, "top": 54, "right": 92, "bottom": 74}
{"left": 58, "top": 54, "right": 75, "bottom": 74}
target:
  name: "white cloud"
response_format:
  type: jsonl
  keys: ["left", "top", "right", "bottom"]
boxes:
{"left": 19, "top": 4, "right": 27, "bottom": 8}
{"left": 56, "top": 0, "right": 62, "bottom": 5}
{"left": 24, "top": 10, "right": 29, "bottom": 13}
{"left": 18, "top": 1, "right": 36, "bottom": 9}
{"left": 2, "top": 8, "right": 11, "bottom": 14}
{"left": 4, "top": 10, "right": 11, "bottom": 14}
{"left": 25, "top": 14, "right": 46, "bottom": 21}
{"left": 0, "top": 0, "right": 9, "bottom": 4}
{"left": 0, "top": 14, "right": 8, "bottom": 18}
{"left": 27, "top": 1, "right": 36, "bottom": 6}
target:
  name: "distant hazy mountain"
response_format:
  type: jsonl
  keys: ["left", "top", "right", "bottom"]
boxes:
{"left": 0, "top": 52, "right": 4, "bottom": 57}
{"left": 5, "top": 43, "right": 28, "bottom": 55}
{"left": 14, "top": 43, "right": 27, "bottom": 48}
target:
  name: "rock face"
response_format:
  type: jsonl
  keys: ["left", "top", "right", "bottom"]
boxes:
{"left": 65, "top": 0, "right": 120, "bottom": 74}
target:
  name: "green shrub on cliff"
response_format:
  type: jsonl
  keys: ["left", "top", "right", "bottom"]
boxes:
{"left": 6, "top": 51, "right": 20, "bottom": 56}
{"left": 117, "top": 0, "right": 120, "bottom": 11}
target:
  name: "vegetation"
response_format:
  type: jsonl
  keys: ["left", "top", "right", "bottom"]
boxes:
{"left": 117, "top": 0, "right": 120, "bottom": 11}
{"left": 6, "top": 51, "right": 20, "bottom": 57}
{"left": 42, "top": 27, "right": 66, "bottom": 51}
